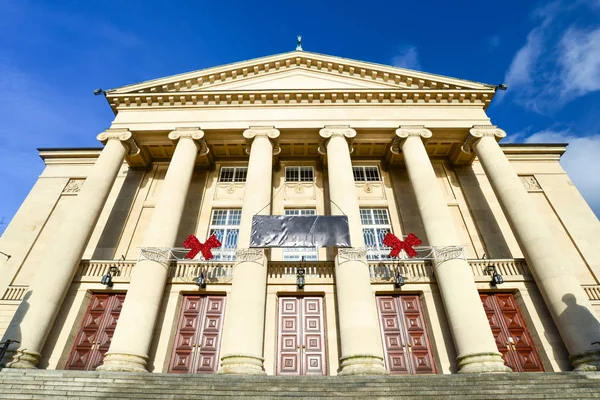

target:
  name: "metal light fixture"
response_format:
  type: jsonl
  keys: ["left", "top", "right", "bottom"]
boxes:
{"left": 487, "top": 265, "right": 504, "bottom": 286}
{"left": 101, "top": 265, "right": 120, "bottom": 287}
{"left": 297, "top": 256, "right": 306, "bottom": 289}
{"left": 195, "top": 271, "right": 207, "bottom": 289}
{"left": 395, "top": 269, "right": 405, "bottom": 288}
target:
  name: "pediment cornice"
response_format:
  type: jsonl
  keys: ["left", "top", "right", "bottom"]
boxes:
{"left": 106, "top": 51, "right": 497, "bottom": 112}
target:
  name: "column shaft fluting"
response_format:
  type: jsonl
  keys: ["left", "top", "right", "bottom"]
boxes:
{"left": 469, "top": 128, "right": 600, "bottom": 370}
{"left": 219, "top": 127, "right": 279, "bottom": 374}
{"left": 4, "top": 132, "right": 132, "bottom": 368}
{"left": 396, "top": 127, "right": 509, "bottom": 373}
{"left": 320, "top": 126, "right": 387, "bottom": 375}
{"left": 98, "top": 129, "right": 204, "bottom": 372}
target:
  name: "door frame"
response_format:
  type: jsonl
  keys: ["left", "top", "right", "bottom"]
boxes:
{"left": 479, "top": 289, "right": 547, "bottom": 372}
{"left": 375, "top": 291, "right": 438, "bottom": 375}
{"left": 166, "top": 291, "right": 228, "bottom": 374}
{"left": 62, "top": 290, "right": 127, "bottom": 371}
{"left": 275, "top": 293, "right": 329, "bottom": 376}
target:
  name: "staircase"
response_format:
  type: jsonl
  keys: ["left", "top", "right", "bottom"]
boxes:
{"left": 1, "top": 369, "right": 599, "bottom": 399}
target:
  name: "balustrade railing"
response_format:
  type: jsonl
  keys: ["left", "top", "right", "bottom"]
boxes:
{"left": 268, "top": 261, "right": 334, "bottom": 280}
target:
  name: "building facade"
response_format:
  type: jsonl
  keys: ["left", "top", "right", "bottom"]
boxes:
{"left": 1, "top": 50, "right": 599, "bottom": 376}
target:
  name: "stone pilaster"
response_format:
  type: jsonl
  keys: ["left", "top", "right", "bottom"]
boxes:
{"left": 464, "top": 125, "right": 600, "bottom": 370}
{"left": 218, "top": 127, "right": 279, "bottom": 375}
{"left": 4, "top": 130, "right": 136, "bottom": 369}
{"left": 98, "top": 128, "right": 206, "bottom": 372}
{"left": 319, "top": 126, "right": 388, "bottom": 375}
{"left": 394, "top": 125, "right": 509, "bottom": 374}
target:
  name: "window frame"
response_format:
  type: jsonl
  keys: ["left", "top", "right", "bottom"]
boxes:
{"left": 282, "top": 208, "right": 318, "bottom": 261}
{"left": 208, "top": 209, "right": 241, "bottom": 261}
{"left": 218, "top": 166, "right": 248, "bottom": 183}
{"left": 360, "top": 208, "right": 392, "bottom": 260}
{"left": 352, "top": 166, "right": 381, "bottom": 182}
{"left": 284, "top": 166, "right": 315, "bottom": 182}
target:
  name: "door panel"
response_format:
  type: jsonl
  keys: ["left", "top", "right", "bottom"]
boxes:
{"left": 377, "top": 295, "right": 437, "bottom": 375}
{"left": 277, "top": 296, "right": 326, "bottom": 376}
{"left": 480, "top": 293, "right": 544, "bottom": 372}
{"left": 169, "top": 295, "right": 226, "bottom": 374}
{"left": 66, "top": 293, "right": 126, "bottom": 371}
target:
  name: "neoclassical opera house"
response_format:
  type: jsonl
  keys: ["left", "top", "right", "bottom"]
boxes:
{"left": 1, "top": 49, "right": 599, "bottom": 377}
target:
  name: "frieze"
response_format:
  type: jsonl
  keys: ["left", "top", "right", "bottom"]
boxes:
{"left": 338, "top": 247, "right": 367, "bottom": 261}
{"left": 62, "top": 179, "right": 85, "bottom": 195}
{"left": 519, "top": 175, "right": 542, "bottom": 191}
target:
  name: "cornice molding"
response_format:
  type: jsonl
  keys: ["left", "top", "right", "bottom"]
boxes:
{"left": 243, "top": 126, "right": 281, "bottom": 155}
{"left": 96, "top": 128, "right": 140, "bottom": 156}
{"left": 462, "top": 125, "right": 507, "bottom": 154}
{"left": 168, "top": 127, "right": 209, "bottom": 156}
{"left": 390, "top": 126, "right": 433, "bottom": 154}
{"left": 318, "top": 126, "right": 356, "bottom": 155}
{"left": 106, "top": 89, "right": 494, "bottom": 112}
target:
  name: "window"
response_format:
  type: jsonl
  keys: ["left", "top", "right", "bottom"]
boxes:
{"left": 219, "top": 167, "right": 248, "bottom": 182}
{"left": 208, "top": 209, "right": 241, "bottom": 260}
{"left": 353, "top": 166, "right": 381, "bottom": 182}
{"left": 360, "top": 208, "right": 392, "bottom": 260}
{"left": 285, "top": 166, "right": 314, "bottom": 182}
{"left": 283, "top": 209, "right": 318, "bottom": 261}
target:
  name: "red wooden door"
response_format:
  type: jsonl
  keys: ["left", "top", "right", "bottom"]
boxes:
{"left": 277, "top": 297, "right": 326, "bottom": 376}
{"left": 66, "top": 293, "right": 126, "bottom": 370}
{"left": 169, "top": 295, "right": 226, "bottom": 374}
{"left": 480, "top": 293, "right": 544, "bottom": 372}
{"left": 377, "top": 295, "right": 437, "bottom": 374}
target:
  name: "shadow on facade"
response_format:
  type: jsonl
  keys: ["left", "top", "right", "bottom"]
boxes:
{"left": 0, "top": 291, "right": 30, "bottom": 367}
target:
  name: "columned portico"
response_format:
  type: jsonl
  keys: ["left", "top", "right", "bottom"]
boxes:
{"left": 5, "top": 129, "right": 138, "bottom": 369}
{"left": 318, "top": 126, "right": 387, "bottom": 375}
{"left": 218, "top": 127, "right": 280, "bottom": 374}
{"left": 99, "top": 127, "right": 208, "bottom": 372}
{"left": 464, "top": 125, "right": 600, "bottom": 371}
{"left": 392, "top": 126, "right": 510, "bottom": 373}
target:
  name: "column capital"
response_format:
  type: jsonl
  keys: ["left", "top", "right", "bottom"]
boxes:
{"left": 96, "top": 128, "right": 140, "bottom": 156}
{"left": 390, "top": 126, "right": 432, "bottom": 154}
{"left": 462, "top": 125, "right": 507, "bottom": 154}
{"left": 243, "top": 126, "right": 280, "bottom": 155}
{"left": 168, "top": 127, "right": 209, "bottom": 156}
{"left": 318, "top": 125, "right": 356, "bottom": 155}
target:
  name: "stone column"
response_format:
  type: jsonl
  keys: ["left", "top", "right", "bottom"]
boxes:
{"left": 318, "top": 126, "right": 387, "bottom": 375}
{"left": 4, "top": 129, "right": 138, "bottom": 368}
{"left": 219, "top": 126, "right": 280, "bottom": 374}
{"left": 392, "top": 126, "right": 509, "bottom": 373}
{"left": 98, "top": 127, "right": 207, "bottom": 372}
{"left": 463, "top": 125, "right": 600, "bottom": 370}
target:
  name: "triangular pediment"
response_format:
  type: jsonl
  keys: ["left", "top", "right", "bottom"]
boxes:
{"left": 109, "top": 51, "right": 494, "bottom": 95}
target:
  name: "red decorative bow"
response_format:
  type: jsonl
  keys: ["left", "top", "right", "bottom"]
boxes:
{"left": 183, "top": 234, "right": 222, "bottom": 260}
{"left": 382, "top": 232, "right": 422, "bottom": 258}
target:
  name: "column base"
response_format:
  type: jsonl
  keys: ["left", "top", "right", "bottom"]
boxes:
{"left": 3, "top": 349, "right": 40, "bottom": 369}
{"left": 571, "top": 350, "right": 600, "bottom": 371}
{"left": 457, "top": 352, "right": 511, "bottom": 373}
{"left": 218, "top": 354, "right": 266, "bottom": 375}
{"left": 338, "top": 354, "right": 388, "bottom": 376}
{"left": 96, "top": 352, "right": 148, "bottom": 372}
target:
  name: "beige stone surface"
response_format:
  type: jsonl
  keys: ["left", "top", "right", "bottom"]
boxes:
{"left": 2, "top": 50, "right": 599, "bottom": 376}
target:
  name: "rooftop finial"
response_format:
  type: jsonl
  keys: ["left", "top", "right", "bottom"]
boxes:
{"left": 296, "top": 35, "right": 303, "bottom": 51}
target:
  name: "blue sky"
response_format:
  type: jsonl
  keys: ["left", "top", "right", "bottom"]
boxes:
{"left": 0, "top": 0, "right": 599, "bottom": 229}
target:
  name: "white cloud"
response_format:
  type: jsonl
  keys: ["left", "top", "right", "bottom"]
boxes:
{"left": 502, "top": 1, "right": 600, "bottom": 112}
{"left": 524, "top": 130, "right": 600, "bottom": 217}
{"left": 392, "top": 46, "right": 421, "bottom": 70}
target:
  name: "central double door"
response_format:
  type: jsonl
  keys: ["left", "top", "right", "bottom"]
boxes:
{"left": 376, "top": 295, "right": 437, "bottom": 374}
{"left": 277, "top": 296, "right": 327, "bottom": 375}
{"left": 168, "top": 295, "right": 226, "bottom": 374}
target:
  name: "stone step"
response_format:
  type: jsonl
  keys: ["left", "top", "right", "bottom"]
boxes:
{"left": 0, "top": 370, "right": 599, "bottom": 399}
